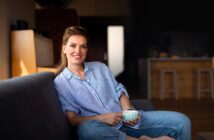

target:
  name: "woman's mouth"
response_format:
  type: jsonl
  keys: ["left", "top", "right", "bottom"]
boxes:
{"left": 73, "top": 55, "right": 81, "bottom": 59}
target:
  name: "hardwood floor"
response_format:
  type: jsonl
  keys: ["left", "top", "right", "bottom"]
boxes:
{"left": 151, "top": 98, "right": 214, "bottom": 140}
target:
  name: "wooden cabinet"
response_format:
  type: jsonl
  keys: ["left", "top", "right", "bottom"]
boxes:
{"left": 139, "top": 58, "right": 213, "bottom": 99}
{"left": 11, "top": 30, "right": 57, "bottom": 77}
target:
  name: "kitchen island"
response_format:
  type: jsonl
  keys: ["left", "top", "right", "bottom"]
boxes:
{"left": 139, "top": 58, "right": 213, "bottom": 99}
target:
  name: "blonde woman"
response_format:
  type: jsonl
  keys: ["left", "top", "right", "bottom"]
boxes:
{"left": 54, "top": 26, "right": 191, "bottom": 140}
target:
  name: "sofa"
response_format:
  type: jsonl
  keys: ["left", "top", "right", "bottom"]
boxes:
{"left": 0, "top": 72, "right": 154, "bottom": 140}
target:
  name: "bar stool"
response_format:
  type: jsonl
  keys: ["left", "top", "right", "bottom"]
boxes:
{"left": 160, "top": 69, "right": 178, "bottom": 100}
{"left": 195, "top": 69, "right": 214, "bottom": 100}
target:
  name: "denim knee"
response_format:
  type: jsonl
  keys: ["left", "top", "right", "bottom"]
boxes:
{"left": 77, "top": 120, "right": 126, "bottom": 140}
{"left": 77, "top": 120, "right": 99, "bottom": 140}
{"left": 176, "top": 112, "right": 191, "bottom": 130}
{"left": 173, "top": 113, "right": 191, "bottom": 140}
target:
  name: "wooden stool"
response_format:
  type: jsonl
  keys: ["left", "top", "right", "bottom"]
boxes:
{"left": 195, "top": 69, "right": 214, "bottom": 100}
{"left": 160, "top": 69, "right": 178, "bottom": 100}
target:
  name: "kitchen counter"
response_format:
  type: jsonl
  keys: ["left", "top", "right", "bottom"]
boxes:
{"left": 138, "top": 58, "right": 213, "bottom": 99}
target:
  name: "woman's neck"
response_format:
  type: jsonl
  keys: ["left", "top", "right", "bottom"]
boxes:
{"left": 67, "top": 63, "right": 85, "bottom": 79}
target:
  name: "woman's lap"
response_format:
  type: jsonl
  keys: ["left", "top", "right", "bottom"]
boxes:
{"left": 77, "top": 111, "right": 191, "bottom": 140}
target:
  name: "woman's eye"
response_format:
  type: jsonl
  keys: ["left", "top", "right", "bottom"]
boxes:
{"left": 81, "top": 45, "right": 88, "bottom": 49}
{"left": 69, "top": 44, "right": 76, "bottom": 48}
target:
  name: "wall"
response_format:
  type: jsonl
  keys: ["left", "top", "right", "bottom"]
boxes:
{"left": 167, "top": 32, "right": 210, "bottom": 57}
{"left": 36, "top": 0, "right": 131, "bottom": 16}
{"left": 0, "top": 0, "right": 9, "bottom": 79}
{"left": 0, "top": 0, "right": 35, "bottom": 79}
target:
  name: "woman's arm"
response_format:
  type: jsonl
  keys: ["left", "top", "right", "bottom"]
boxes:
{"left": 119, "top": 93, "right": 134, "bottom": 110}
{"left": 119, "top": 93, "right": 141, "bottom": 126}
{"left": 67, "top": 111, "right": 122, "bottom": 126}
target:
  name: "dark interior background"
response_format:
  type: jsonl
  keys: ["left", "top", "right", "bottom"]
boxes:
{"left": 34, "top": 0, "right": 214, "bottom": 95}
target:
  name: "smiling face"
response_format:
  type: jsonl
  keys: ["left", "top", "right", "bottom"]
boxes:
{"left": 63, "top": 35, "right": 88, "bottom": 66}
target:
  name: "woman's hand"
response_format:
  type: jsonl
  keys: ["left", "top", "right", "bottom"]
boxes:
{"left": 99, "top": 112, "right": 123, "bottom": 126}
{"left": 123, "top": 114, "right": 141, "bottom": 126}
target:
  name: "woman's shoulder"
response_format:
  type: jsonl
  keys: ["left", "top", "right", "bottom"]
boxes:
{"left": 85, "top": 61, "right": 108, "bottom": 69}
{"left": 54, "top": 68, "right": 68, "bottom": 82}
{"left": 54, "top": 72, "right": 64, "bottom": 83}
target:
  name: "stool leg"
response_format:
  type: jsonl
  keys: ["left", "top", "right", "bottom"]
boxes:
{"left": 197, "top": 71, "right": 200, "bottom": 100}
{"left": 160, "top": 71, "right": 164, "bottom": 100}
{"left": 210, "top": 71, "right": 214, "bottom": 99}
{"left": 174, "top": 71, "right": 178, "bottom": 100}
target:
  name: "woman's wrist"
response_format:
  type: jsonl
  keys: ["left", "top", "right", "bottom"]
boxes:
{"left": 127, "top": 108, "right": 135, "bottom": 110}
{"left": 123, "top": 107, "right": 136, "bottom": 111}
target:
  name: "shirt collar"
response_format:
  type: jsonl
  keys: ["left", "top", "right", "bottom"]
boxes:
{"left": 62, "top": 62, "right": 94, "bottom": 80}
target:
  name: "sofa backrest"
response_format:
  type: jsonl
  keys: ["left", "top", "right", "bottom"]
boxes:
{"left": 0, "top": 72, "right": 72, "bottom": 140}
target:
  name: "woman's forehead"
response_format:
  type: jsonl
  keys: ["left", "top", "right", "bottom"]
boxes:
{"left": 67, "top": 35, "right": 87, "bottom": 44}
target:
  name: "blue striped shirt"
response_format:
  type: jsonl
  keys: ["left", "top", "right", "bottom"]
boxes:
{"left": 54, "top": 61, "right": 140, "bottom": 129}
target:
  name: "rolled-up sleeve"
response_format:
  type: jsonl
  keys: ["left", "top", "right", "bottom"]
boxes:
{"left": 54, "top": 76, "right": 80, "bottom": 114}
{"left": 57, "top": 93, "right": 79, "bottom": 114}
{"left": 103, "top": 63, "right": 129, "bottom": 99}
{"left": 116, "top": 83, "right": 129, "bottom": 98}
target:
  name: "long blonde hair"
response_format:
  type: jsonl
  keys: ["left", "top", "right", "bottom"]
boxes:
{"left": 56, "top": 26, "right": 89, "bottom": 75}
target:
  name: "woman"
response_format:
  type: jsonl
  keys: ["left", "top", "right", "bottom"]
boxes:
{"left": 54, "top": 26, "right": 191, "bottom": 140}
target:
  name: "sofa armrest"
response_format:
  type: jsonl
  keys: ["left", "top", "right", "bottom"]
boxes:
{"left": 0, "top": 72, "right": 71, "bottom": 140}
{"left": 130, "top": 99, "right": 155, "bottom": 111}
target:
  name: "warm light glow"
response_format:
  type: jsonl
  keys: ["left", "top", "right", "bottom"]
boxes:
{"left": 107, "top": 26, "right": 124, "bottom": 77}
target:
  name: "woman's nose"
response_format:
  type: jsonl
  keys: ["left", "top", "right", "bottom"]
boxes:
{"left": 75, "top": 46, "right": 81, "bottom": 52}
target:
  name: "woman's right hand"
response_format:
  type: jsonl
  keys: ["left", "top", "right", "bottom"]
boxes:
{"left": 99, "top": 112, "right": 123, "bottom": 126}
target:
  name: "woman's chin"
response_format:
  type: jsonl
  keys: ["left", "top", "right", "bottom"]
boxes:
{"left": 72, "top": 61, "right": 84, "bottom": 65}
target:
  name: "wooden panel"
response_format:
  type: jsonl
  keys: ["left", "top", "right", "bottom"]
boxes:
{"left": 37, "top": 67, "right": 57, "bottom": 73}
{"left": 11, "top": 30, "right": 57, "bottom": 77}
{"left": 149, "top": 58, "right": 213, "bottom": 99}
{"left": 11, "top": 30, "right": 37, "bottom": 77}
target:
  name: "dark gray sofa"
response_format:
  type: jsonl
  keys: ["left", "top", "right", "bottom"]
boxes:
{"left": 0, "top": 72, "right": 154, "bottom": 140}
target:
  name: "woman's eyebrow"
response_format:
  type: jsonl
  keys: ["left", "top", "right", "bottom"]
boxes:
{"left": 69, "top": 42, "right": 76, "bottom": 44}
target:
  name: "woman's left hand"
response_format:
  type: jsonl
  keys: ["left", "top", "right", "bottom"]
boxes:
{"left": 123, "top": 114, "right": 141, "bottom": 126}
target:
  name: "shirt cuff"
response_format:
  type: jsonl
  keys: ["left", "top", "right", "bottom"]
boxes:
{"left": 116, "top": 83, "right": 129, "bottom": 98}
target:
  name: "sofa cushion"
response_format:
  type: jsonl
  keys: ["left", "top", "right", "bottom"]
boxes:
{"left": 0, "top": 72, "right": 71, "bottom": 140}
{"left": 131, "top": 99, "right": 155, "bottom": 111}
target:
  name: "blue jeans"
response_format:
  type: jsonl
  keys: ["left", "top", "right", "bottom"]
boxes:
{"left": 77, "top": 111, "right": 191, "bottom": 140}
